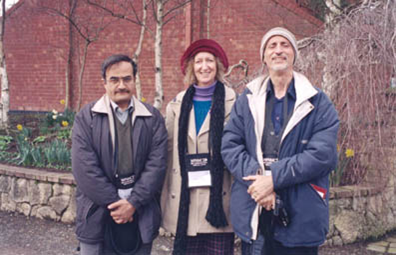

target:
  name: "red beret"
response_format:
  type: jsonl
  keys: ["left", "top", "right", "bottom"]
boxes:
{"left": 180, "top": 39, "right": 229, "bottom": 74}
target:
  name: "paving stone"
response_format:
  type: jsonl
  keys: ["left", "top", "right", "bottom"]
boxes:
{"left": 389, "top": 243, "right": 396, "bottom": 248}
{"left": 373, "top": 241, "right": 389, "bottom": 247}
{"left": 367, "top": 244, "right": 386, "bottom": 253}
{"left": 387, "top": 237, "right": 396, "bottom": 243}
{"left": 388, "top": 247, "right": 396, "bottom": 254}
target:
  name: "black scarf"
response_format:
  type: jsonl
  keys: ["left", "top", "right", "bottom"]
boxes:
{"left": 173, "top": 81, "right": 228, "bottom": 255}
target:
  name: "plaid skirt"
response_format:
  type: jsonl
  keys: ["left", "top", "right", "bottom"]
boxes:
{"left": 185, "top": 233, "right": 235, "bottom": 255}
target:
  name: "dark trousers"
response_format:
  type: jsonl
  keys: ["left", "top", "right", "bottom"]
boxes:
{"left": 242, "top": 210, "right": 318, "bottom": 255}
{"left": 262, "top": 239, "right": 318, "bottom": 255}
{"left": 241, "top": 238, "right": 318, "bottom": 255}
{"left": 80, "top": 241, "right": 152, "bottom": 255}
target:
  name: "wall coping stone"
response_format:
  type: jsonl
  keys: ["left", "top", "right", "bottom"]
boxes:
{"left": 329, "top": 184, "right": 384, "bottom": 199}
{"left": 0, "top": 163, "right": 386, "bottom": 198}
{"left": 0, "top": 164, "right": 75, "bottom": 185}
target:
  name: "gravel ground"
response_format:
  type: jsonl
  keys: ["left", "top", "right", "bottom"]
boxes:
{"left": 0, "top": 210, "right": 391, "bottom": 255}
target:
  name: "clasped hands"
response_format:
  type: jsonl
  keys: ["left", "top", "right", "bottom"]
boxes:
{"left": 108, "top": 199, "right": 135, "bottom": 224}
{"left": 243, "top": 175, "right": 276, "bottom": 211}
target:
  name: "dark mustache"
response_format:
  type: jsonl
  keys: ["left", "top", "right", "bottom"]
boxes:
{"left": 115, "top": 89, "right": 130, "bottom": 93}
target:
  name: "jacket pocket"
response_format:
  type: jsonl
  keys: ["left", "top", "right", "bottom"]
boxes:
{"left": 76, "top": 195, "right": 94, "bottom": 222}
{"left": 138, "top": 199, "right": 161, "bottom": 243}
{"left": 308, "top": 183, "right": 327, "bottom": 206}
{"left": 275, "top": 183, "right": 329, "bottom": 246}
{"left": 76, "top": 195, "right": 107, "bottom": 243}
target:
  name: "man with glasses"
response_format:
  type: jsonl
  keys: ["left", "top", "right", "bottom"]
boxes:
{"left": 72, "top": 54, "right": 167, "bottom": 254}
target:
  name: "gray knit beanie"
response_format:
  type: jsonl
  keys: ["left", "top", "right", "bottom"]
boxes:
{"left": 260, "top": 27, "right": 298, "bottom": 64}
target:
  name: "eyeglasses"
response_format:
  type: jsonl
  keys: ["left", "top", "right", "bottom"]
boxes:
{"left": 107, "top": 75, "right": 134, "bottom": 86}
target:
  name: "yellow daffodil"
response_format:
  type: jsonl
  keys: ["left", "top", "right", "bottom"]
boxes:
{"left": 61, "top": 121, "right": 69, "bottom": 127}
{"left": 17, "top": 124, "right": 23, "bottom": 131}
{"left": 141, "top": 97, "right": 146, "bottom": 102}
{"left": 60, "top": 99, "right": 66, "bottom": 105}
{"left": 337, "top": 144, "right": 340, "bottom": 152}
{"left": 345, "top": 148, "right": 354, "bottom": 158}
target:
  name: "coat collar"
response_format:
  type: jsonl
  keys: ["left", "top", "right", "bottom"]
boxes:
{"left": 91, "top": 94, "right": 152, "bottom": 117}
{"left": 246, "top": 71, "right": 317, "bottom": 108}
{"left": 91, "top": 94, "right": 152, "bottom": 150}
{"left": 170, "top": 83, "right": 236, "bottom": 146}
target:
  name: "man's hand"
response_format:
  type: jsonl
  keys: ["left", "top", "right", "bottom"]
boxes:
{"left": 258, "top": 192, "right": 276, "bottom": 211}
{"left": 108, "top": 199, "right": 135, "bottom": 224}
{"left": 243, "top": 175, "right": 274, "bottom": 203}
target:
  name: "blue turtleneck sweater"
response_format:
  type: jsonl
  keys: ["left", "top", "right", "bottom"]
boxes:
{"left": 193, "top": 81, "right": 217, "bottom": 134}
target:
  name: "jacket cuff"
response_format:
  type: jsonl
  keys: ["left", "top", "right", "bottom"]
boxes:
{"left": 127, "top": 196, "right": 142, "bottom": 211}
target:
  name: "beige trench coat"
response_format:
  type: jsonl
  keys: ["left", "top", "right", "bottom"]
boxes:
{"left": 161, "top": 84, "right": 237, "bottom": 236}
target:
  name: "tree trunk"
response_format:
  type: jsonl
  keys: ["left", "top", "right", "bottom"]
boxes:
{"left": 153, "top": 0, "right": 163, "bottom": 110}
{"left": 65, "top": 0, "right": 76, "bottom": 110}
{"left": 65, "top": 19, "right": 73, "bottom": 110}
{"left": 0, "top": 0, "right": 9, "bottom": 128}
{"left": 207, "top": 0, "right": 210, "bottom": 38}
{"left": 133, "top": 0, "right": 148, "bottom": 101}
{"left": 77, "top": 40, "right": 90, "bottom": 111}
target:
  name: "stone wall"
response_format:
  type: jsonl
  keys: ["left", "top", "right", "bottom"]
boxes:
{"left": 0, "top": 164, "right": 395, "bottom": 245}
{"left": 0, "top": 164, "right": 76, "bottom": 224}
{"left": 327, "top": 185, "right": 396, "bottom": 245}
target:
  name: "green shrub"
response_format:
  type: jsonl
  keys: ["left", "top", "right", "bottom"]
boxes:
{"left": 0, "top": 135, "right": 12, "bottom": 151}
{"left": 14, "top": 124, "right": 71, "bottom": 169}
{"left": 43, "top": 139, "right": 71, "bottom": 167}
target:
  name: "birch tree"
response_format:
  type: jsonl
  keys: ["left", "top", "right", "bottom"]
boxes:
{"left": 88, "top": 0, "right": 191, "bottom": 110}
{"left": 0, "top": 0, "right": 21, "bottom": 127}
{"left": 87, "top": 0, "right": 151, "bottom": 101}
{"left": 0, "top": 0, "right": 9, "bottom": 128}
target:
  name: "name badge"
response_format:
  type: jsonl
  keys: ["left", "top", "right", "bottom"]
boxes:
{"left": 263, "top": 157, "right": 278, "bottom": 170}
{"left": 115, "top": 173, "right": 136, "bottom": 199}
{"left": 115, "top": 173, "right": 135, "bottom": 188}
{"left": 185, "top": 153, "right": 212, "bottom": 188}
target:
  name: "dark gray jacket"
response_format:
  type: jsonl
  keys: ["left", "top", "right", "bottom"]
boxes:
{"left": 72, "top": 95, "right": 167, "bottom": 244}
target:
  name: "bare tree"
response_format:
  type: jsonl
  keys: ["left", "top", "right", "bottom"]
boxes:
{"left": 132, "top": 0, "right": 148, "bottom": 101}
{"left": 37, "top": 0, "right": 112, "bottom": 111}
{"left": 297, "top": 0, "right": 396, "bottom": 187}
{"left": 86, "top": 0, "right": 150, "bottom": 101}
{"left": 88, "top": 0, "right": 192, "bottom": 110}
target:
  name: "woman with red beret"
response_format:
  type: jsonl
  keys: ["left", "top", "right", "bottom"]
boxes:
{"left": 161, "top": 39, "right": 237, "bottom": 254}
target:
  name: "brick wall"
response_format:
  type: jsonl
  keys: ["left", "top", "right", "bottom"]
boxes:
{"left": 4, "top": 0, "right": 322, "bottom": 113}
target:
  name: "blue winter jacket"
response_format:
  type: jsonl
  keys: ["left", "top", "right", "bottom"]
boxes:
{"left": 221, "top": 72, "right": 339, "bottom": 247}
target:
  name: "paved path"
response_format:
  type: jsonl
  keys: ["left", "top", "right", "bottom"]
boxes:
{"left": 0, "top": 210, "right": 395, "bottom": 255}
{"left": 367, "top": 235, "right": 396, "bottom": 255}
{"left": 0, "top": 211, "right": 78, "bottom": 254}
